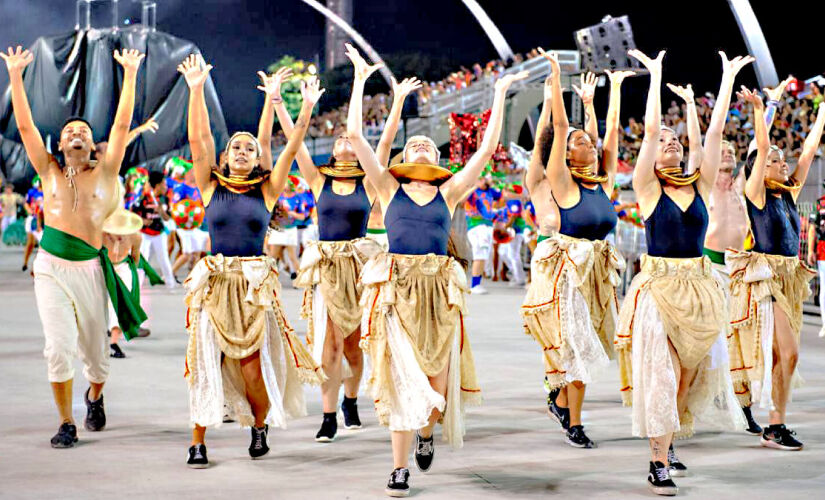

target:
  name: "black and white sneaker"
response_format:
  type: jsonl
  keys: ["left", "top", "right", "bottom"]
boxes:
{"left": 385, "top": 467, "right": 410, "bottom": 497}
{"left": 50, "top": 422, "right": 78, "bottom": 449}
{"left": 187, "top": 443, "right": 209, "bottom": 469}
{"left": 565, "top": 425, "right": 596, "bottom": 448}
{"left": 342, "top": 396, "right": 362, "bottom": 430}
{"left": 761, "top": 424, "right": 803, "bottom": 451}
{"left": 667, "top": 444, "right": 687, "bottom": 477}
{"left": 414, "top": 433, "right": 435, "bottom": 472}
{"left": 546, "top": 388, "right": 570, "bottom": 431}
{"left": 315, "top": 412, "right": 337, "bottom": 442}
{"left": 647, "top": 461, "right": 678, "bottom": 496}
{"left": 110, "top": 343, "right": 126, "bottom": 358}
{"left": 742, "top": 406, "right": 762, "bottom": 436}
{"left": 84, "top": 388, "right": 106, "bottom": 432}
{"left": 249, "top": 425, "right": 270, "bottom": 459}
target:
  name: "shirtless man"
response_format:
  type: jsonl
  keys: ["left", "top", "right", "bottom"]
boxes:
{"left": 2, "top": 45, "right": 147, "bottom": 448}
{"left": 702, "top": 76, "right": 793, "bottom": 437}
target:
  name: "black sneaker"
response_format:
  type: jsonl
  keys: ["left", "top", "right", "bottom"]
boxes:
{"left": 315, "top": 412, "right": 337, "bottom": 442}
{"left": 341, "top": 396, "right": 362, "bottom": 430}
{"left": 546, "top": 388, "right": 570, "bottom": 431}
{"left": 565, "top": 425, "right": 596, "bottom": 448}
{"left": 249, "top": 425, "right": 270, "bottom": 459}
{"left": 414, "top": 433, "right": 435, "bottom": 472}
{"left": 187, "top": 443, "right": 209, "bottom": 469}
{"left": 647, "top": 461, "right": 678, "bottom": 496}
{"left": 667, "top": 444, "right": 687, "bottom": 477}
{"left": 84, "top": 388, "right": 106, "bottom": 432}
{"left": 742, "top": 406, "right": 762, "bottom": 436}
{"left": 110, "top": 343, "right": 126, "bottom": 359}
{"left": 761, "top": 424, "right": 803, "bottom": 451}
{"left": 50, "top": 422, "right": 78, "bottom": 448}
{"left": 385, "top": 467, "right": 410, "bottom": 497}
{"left": 290, "top": 271, "right": 298, "bottom": 280}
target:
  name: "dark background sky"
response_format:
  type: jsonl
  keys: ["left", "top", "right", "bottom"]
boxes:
{"left": 1, "top": 1, "right": 823, "bottom": 132}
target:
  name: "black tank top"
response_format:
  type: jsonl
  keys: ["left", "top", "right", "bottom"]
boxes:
{"left": 556, "top": 183, "right": 618, "bottom": 240}
{"left": 206, "top": 183, "right": 270, "bottom": 257}
{"left": 747, "top": 192, "right": 800, "bottom": 257}
{"left": 384, "top": 186, "right": 450, "bottom": 255}
{"left": 645, "top": 186, "right": 708, "bottom": 258}
{"left": 317, "top": 176, "right": 371, "bottom": 241}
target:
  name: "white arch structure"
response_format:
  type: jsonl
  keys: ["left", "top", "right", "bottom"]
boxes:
{"left": 299, "top": 0, "right": 395, "bottom": 86}
{"left": 459, "top": 0, "right": 514, "bottom": 61}
{"left": 727, "top": 0, "right": 779, "bottom": 88}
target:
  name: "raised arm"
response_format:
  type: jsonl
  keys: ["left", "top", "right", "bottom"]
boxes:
{"left": 603, "top": 70, "right": 635, "bottom": 188}
{"left": 376, "top": 77, "right": 422, "bottom": 166}
{"left": 791, "top": 99, "right": 825, "bottom": 194}
{"left": 698, "top": 52, "right": 755, "bottom": 193}
{"left": 526, "top": 75, "right": 552, "bottom": 192}
{"left": 628, "top": 49, "right": 666, "bottom": 202}
{"left": 573, "top": 72, "right": 599, "bottom": 142}
{"left": 178, "top": 55, "right": 215, "bottom": 193}
{"left": 763, "top": 75, "right": 794, "bottom": 133}
{"left": 667, "top": 84, "right": 702, "bottom": 174}
{"left": 267, "top": 77, "right": 324, "bottom": 198}
{"left": 344, "top": 43, "right": 396, "bottom": 201}
{"left": 127, "top": 118, "right": 159, "bottom": 145}
{"left": 1, "top": 46, "right": 49, "bottom": 173}
{"left": 539, "top": 49, "right": 578, "bottom": 195}
{"left": 103, "top": 49, "right": 145, "bottom": 176}
{"left": 742, "top": 88, "right": 769, "bottom": 207}
{"left": 443, "top": 70, "right": 529, "bottom": 207}
{"left": 256, "top": 73, "right": 276, "bottom": 173}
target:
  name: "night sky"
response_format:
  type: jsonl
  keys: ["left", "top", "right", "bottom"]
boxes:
{"left": 1, "top": 1, "right": 822, "bottom": 132}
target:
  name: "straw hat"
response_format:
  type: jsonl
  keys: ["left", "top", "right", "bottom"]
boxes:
{"left": 387, "top": 153, "right": 453, "bottom": 185}
{"left": 103, "top": 208, "right": 143, "bottom": 235}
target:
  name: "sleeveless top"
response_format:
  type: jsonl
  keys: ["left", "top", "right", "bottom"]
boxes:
{"left": 645, "top": 186, "right": 708, "bottom": 258}
{"left": 384, "top": 186, "right": 451, "bottom": 255}
{"left": 556, "top": 183, "right": 618, "bottom": 241}
{"left": 205, "top": 183, "right": 270, "bottom": 257}
{"left": 747, "top": 191, "right": 800, "bottom": 257}
{"left": 317, "top": 176, "right": 371, "bottom": 241}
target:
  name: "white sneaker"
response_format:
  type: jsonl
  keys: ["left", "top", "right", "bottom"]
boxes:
{"left": 470, "top": 285, "right": 489, "bottom": 295}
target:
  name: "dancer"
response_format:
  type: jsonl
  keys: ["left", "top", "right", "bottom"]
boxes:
{"left": 22, "top": 175, "right": 44, "bottom": 271}
{"left": 178, "top": 54, "right": 324, "bottom": 468}
{"left": 102, "top": 205, "right": 144, "bottom": 359}
{"left": 807, "top": 183, "right": 825, "bottom": 338}
{"left": 2, "top": 45, "right": 147, "bottom": 447}
{"left": 272, "top": 63, "right": 420, "bottom": 442}
{"left": 466, "top": 174, "right": 501, "bottom": 294}
{"left": 704, "top": 77, "right": 794, "bottom": 435}
{"left": 132, "top": 170, "right": 177, "bottom": 287}
{"left": 1, "top": 182, "right": 22, "bottom": 240}
{"left": 345, "top": 43, "right": 526, "bottom": 497}
{"left": 521, "top": 50, "right": 631, "bottom": 448}
{"left": 727, "top": 86, "right": 824, "bottom": 451}
{"left": 615, "top": 50, "right": 750, "bottom": 495}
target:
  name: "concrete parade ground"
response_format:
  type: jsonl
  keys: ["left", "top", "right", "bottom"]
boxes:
{"left": 0, "top": 245, "right": 823, "bottom": 500}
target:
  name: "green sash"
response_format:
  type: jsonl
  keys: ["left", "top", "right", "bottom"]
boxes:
{"left": 40, "top": 226, "right": 147, "bottom": 340}
{"left": 702, "top": 247, "right": 726, "bottom": 265}
{"left": 138, "top": 255, "right": 165, "bottom": 285}
{"left": 537, "top": 234, "right": 551, "bottom": 243}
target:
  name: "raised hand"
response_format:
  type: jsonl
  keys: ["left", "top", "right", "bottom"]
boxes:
{"left": 0, "top": 46, "right": 34, "bottom": 74}
{"left": 543, "top": 74, "right": 552, "bottom": 101}
{"left": 537, "top": 47, "right": 560, "bottom": 74}
{"left": 719, "top": 51, "right": 755, "bottom": 80}
{"left": 177, "top": 54, "right": 212, "bottom": 89}
{"left": 139, "top": 118, "right": 159, "bottom": 134}
{"left": 113, "top": 48, "right": 145, "bottom": 73}
{"left": 344, "top": 43, "right": 382, "bottom": 83}
{"left": 495, "top": 70, "right": 529, "bottom": 93}
{"left": 737, "top": 86, "right": 764, "bottom": 110}
{"left": 391, "top": 76, "right": 423, "bottom": 100}
{"left": 300, "top": 76, "right": 326, "bottom": 106}
{"left": 666, "top": 83, "right": 695, "bottom": 104}
{"left": 628, "top": 49, "right": 665, "bottom": 78}
{"left": 257, "top": 66, "right": 293, "bottom": 98}
{"left": 606, "top": 69, "right": 635, "bottom": 86}
{"left": 572, "top": 72, "right": 597, "bottom": 105}
{"left": 764, "top": 75, "right": 794, "bottom": 102}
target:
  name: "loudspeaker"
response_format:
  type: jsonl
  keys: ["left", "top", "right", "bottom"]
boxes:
{"left": 575, "top": 15, "right": 640, "bottom": 72}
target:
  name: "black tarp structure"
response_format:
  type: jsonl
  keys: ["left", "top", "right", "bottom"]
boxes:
{"left": 0, "top": 27, "right": 228, "bottom": 187}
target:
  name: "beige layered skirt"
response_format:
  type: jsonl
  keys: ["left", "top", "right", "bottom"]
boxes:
{"left": 294, "top": 238, "right": 382, "bottom": 365}
{"left": 184, "top": 255, "right": 324, "bottom": 428}
{"left": 616, "top": 255, "right": 742, "bottom": 438}
{"left": 360, "top": 253, "right": 480, "bottom": 449}
{"left": 726, "top": 249, "right": 813, "bottom": 408}
{"left": 520, "top": 234, "right": 625, "bottom": 389}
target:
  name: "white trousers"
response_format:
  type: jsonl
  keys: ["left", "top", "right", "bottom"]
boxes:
{"left": 140, "top": 232, "right": 175, "bottom": 285}
{"left": 497, "top": 233, "right": 525, "bottom": 283}
{"left": 34, "top": 250, "right": 109, "bottom": 383}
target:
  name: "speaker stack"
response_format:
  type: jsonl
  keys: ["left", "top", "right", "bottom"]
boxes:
{"left": 575, "top": 15, "right": 640, "bottom": 73}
